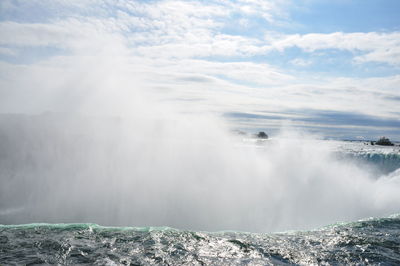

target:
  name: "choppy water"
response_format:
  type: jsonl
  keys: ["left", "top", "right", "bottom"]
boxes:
{"left": 1, "top": 215, "right": 400, "bottom": 265}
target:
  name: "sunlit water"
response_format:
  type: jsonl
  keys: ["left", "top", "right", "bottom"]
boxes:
{"left": 1, "top": 215, "right": 400, "bottom": 265}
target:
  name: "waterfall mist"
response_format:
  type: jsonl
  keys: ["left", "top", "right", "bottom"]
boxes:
{"left": 1, "top": 43, "right": 399, "bottom": 233}
{"left": 1, "top": 112, "right": 400, "bottom": 232}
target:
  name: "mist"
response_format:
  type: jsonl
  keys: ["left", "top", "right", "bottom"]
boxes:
{"left": 0, "top": 24, "right": 399, "bottom": 233}
{"left": 1, "top": 108, "right": 399, "bottom": 232}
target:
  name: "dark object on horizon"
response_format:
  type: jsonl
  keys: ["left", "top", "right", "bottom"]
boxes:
{"left": 370, "top": 141, "right": 374, "bottom": 145}
{"left": 375, "top": 137, "right": 394, "bottom": 146}
{"left": 256, "top": 131, "right": 268, "bottom": 139}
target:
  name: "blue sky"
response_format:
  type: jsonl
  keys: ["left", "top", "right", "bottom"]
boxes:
{"left": 0, "top": 0, "right": 399, "bottom": 139}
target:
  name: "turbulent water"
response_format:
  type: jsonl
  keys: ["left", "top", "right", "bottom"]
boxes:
{"left": 1, "top": 215, "right": 400, "bottom": 265}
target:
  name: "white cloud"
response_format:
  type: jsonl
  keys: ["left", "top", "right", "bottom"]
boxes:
{"left": 0, "top": 47, "right": 17, "bottom": 56}
{"left": 3, "top": 1, "right": 398, "bottom": 66}
{"left": 290, "top": 58, "right": 312, "bottom": 67}
{"left": 267, "top": 32, "right": 400, "bottom": 65}
{"left": 0, "top": 0, "right": 399, "bottom": 134}
{"left": 0, "top": 22, "right": 72, "bottom": 47}
{"left": 0, "top": 19, "right": 128, "bottom": 56}
{"left": 0, "top": 0, "right": 290, "bottom": 59}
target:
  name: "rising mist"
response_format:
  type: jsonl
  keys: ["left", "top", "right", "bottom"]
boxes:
{"left": 1, "top": 111, "right": 399, "bottom": 232}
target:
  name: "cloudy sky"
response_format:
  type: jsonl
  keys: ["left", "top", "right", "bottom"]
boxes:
{"left": 0, "top": 0, "right": 399, "bottom": 139}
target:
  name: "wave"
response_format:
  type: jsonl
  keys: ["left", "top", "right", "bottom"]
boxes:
{"left": 2, "top": 213, "right": 400, "bottom": 232}
{"left": 1, "top": 214, "right": 400, "bottom": 265}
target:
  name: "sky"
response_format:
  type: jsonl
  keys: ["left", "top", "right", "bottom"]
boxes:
{"left": 0, "top": 0, "right": 399, "bottom": 140}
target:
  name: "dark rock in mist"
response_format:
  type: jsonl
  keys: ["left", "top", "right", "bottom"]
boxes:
{"left": 375, "top": 137, "right": 394, "bottom": 146}
{"left": 256, "top": 131, "right": 268, "bottom": 139}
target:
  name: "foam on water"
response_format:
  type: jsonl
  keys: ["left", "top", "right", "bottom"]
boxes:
{"left": 1, "top": 214, "right": 400, "bottom": 265}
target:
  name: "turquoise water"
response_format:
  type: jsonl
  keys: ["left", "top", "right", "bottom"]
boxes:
{"left": 1, "top": 215, "right": 400, "bottom": 265}
{"left": 337, "top": 151, "right": 400, "bottom": 175}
